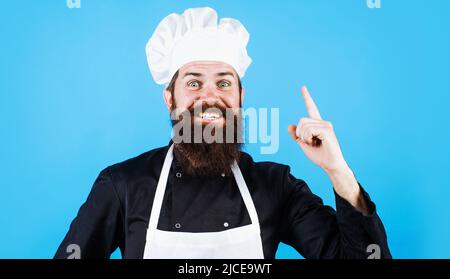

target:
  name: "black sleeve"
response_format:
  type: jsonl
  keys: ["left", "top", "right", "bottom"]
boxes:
{"left": 278, "top": 167, "right": 391, "bottom": 259}
{"left": 54, "top": 167, "right": 125, "bottom": 259}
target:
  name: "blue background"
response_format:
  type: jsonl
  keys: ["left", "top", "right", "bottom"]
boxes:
{"left": 1, "top": 0, "right": 449, "bottom": 259}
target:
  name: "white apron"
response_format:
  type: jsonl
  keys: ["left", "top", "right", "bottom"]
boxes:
{"left": 143, "top": 144, "right": 265, "bottom": 259}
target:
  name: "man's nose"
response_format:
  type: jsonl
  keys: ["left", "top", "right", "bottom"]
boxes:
{"left": 198, "top": 83, "right": 219, "bottom": 103}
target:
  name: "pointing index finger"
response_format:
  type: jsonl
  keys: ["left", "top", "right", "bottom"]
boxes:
{"left": 301, "top": 86, "right": 322, "bottom": 120}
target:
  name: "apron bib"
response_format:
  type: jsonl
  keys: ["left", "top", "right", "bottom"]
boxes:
{"left": 143, "top": 144, "right": 264, "bottom": 259}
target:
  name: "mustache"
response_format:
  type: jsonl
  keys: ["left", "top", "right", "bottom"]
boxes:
{"left": 188, "top": 102, "right": 228, "bottom": 117}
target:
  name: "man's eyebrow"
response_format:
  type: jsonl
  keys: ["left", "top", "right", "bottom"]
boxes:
{"left": 182, "top": 72, "right": 203, "bottom": 78}
{"left": 216, "top": 71, "right": 236, "bottom": 79}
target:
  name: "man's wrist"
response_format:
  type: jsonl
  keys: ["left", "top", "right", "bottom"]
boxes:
{"left": 326, "top": 166, "right": 360, "bottom": 205}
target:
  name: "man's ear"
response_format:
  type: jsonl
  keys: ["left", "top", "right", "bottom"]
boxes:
{"left": 240, "top": 87, "right": 245, "bottom": 106}
{"left": 163, "top": 88, "right": 173, "bottom": 112}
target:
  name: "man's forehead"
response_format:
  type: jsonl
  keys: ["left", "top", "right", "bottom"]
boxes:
{"left": 179, "top": 61, "right": 237, "bottom": 78}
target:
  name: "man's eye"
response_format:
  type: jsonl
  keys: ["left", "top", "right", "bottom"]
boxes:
{"left": 187, "top": 80, "right": 200, "bottom": 88}
{"left": 218, "top": 80, "right": 231, "bottom": 88}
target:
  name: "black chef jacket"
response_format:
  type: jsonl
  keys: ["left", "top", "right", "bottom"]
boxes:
{"left": 54, "top": 142, "right": 391, "bottom": 259}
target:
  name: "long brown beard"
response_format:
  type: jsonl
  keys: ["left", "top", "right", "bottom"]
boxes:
{"left": 171, "top": 103, "right": 243, "bottom": 177}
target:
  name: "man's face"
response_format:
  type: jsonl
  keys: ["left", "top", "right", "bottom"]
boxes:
{"left": 163, "top": 61, "right": 245, "bottom": 176}
{"left": 164, "top": 61, "right": 244, "bottom": 127}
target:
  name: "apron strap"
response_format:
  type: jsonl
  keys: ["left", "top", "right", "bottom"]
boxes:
{"left": 231, "top": 161, "right": 260, "bottom": 226}
{"left": 147, "top": 144, "right": 174, "bottom": 231}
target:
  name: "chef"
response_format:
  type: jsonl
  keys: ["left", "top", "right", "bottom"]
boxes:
{"left": 54, "top": 7, "right": 391, "bottom": 259}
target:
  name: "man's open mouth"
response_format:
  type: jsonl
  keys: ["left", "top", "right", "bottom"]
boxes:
{"left": 198, "top": 111, "right": 222, "bottom": 120}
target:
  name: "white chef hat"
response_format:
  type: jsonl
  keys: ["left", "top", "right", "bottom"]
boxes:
{"left": 145, "top": 7, "right": 252, "bottom": 85}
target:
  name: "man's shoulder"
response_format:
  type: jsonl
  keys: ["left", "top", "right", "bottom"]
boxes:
{"left": 239, "top": 150, "right": 291, "bottom": 178}
{"left": 103, "top": 145, "right": 170, "bottom": 179}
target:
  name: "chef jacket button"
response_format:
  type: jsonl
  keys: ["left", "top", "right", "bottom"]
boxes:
{"left": 223, "top": 222, "right": 229, "bottom": 228}
{"left": 176, "top": 172, "right": 182, "bottom": 178}
{"left": 174, "top": 223, "right": 181, "bottom": 229}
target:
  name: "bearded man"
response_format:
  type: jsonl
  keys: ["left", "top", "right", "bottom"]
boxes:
{"left": 54, "top": 7, "right": 391, "bottom": 259}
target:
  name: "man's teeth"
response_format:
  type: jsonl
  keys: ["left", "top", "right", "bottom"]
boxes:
{"left": 199, "top": 112, "right": 221, "bottom": 120}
